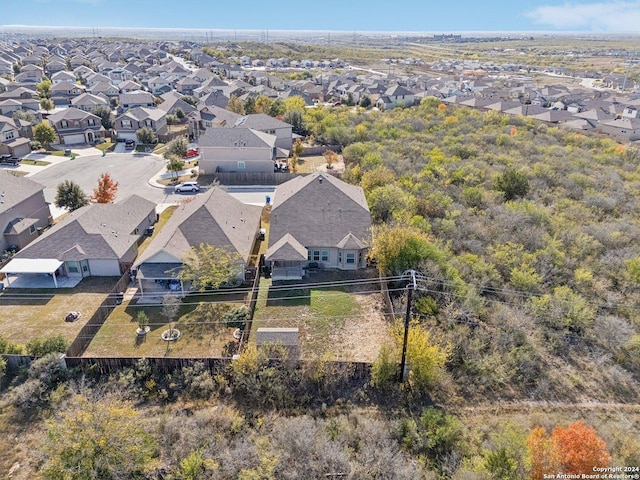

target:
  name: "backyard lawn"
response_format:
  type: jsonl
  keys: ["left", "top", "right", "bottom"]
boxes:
{"left": 251, "top": 271, "right": 391, "bottom": 361}
{"left": 0, "top": 277, "right": 119, "bottom": 347}
{"left": 84, "top": 290, "right": 249, "bottom": 357}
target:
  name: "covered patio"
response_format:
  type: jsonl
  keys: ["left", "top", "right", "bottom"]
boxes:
{"left": 265, "top": 234, "right": 307, "bottom": 281}
{"left": 135, "top": 262, "right": 185, "bottom": 303}
{"left": 0, "top": 258, "right": 82, "bottom": 289}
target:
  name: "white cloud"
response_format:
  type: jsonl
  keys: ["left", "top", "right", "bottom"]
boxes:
{"left": 526, "top": 1, "right": 640, "bottom": 31}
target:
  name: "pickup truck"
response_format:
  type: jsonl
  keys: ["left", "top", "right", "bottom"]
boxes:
{"left": 0, "top": 154, "right": 20, "bottom": 165}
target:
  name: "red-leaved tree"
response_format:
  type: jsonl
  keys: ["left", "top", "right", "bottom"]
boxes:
{"left": 92, "top": 173, "right": 118, "bottom": 203}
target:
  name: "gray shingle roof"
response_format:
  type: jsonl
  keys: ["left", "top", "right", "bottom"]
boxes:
{"left": 14, "top": 195, "right": 155, "bottom": 261}
{"left": 0, "top": 170, "right": 46, "bottom": 216}
{"left": 198, "top": 127, "right": 276, "bottom": 149}
{"left": 135, "top": 187, "right": 262, "bottom": 267}
{"left": 268, "top": 173, "right": 371, "bottom": 252}
{"left": 232, "top": 113, "right": 292, "bottom": 130}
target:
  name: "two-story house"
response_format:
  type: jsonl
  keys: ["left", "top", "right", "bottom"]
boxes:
{"left": 70, "top": 92, "right": 110, "bottom": 112}
{"left": 114, "top": 106, "right": 167, "bottom": 142}
{"left": 48, "top": 107, "right": 104, "bottom": 144}
{"left": 231, "top": 113, "right": 293, "bottom": 153}
{"left": 119, "top": 91, "right": 156, "bottom": 112}
{"left": 0, "top": 115, "right": 31, "bottom": 158}
{"left": 198, "top": 127, "right": 277, "bottom": 173}
{"left": 50, "top": 81, "right": 85, "bottom": 106}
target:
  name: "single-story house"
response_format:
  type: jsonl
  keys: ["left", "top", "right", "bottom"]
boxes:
{"left": 133, "top": 187, "right": 262, "bottom": 297}
{"left": 2, "top": 195, "right": 156, "bottom": 288}
{"left": 266, "top": 173, "right": 371, "bottom": 280}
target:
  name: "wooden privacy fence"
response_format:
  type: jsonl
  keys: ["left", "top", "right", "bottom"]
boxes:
{"left": 65, "top": 272, "right": 131, "bottom": 358}
{"left": 212, "top": 172, "right": 303, "bottom": 185}
{"left": 237, "top": 254, "right": 264, "bottom": 354}
{"left": 379, "top": 271, "right": 395, "bottom": 320}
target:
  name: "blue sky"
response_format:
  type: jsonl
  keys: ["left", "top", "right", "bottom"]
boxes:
{"left": 2, "top": 0, "right": 640, "bottom": 33}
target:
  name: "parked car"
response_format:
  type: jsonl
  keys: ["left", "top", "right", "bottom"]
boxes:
{"left": 125, "top": 139, "right": 135, "bottom": 150}
{"left": 183, "top": 148, "right": 199, "bottom": 158}
{"left": 174, "top": 182, "right": 200, "bottom": 193}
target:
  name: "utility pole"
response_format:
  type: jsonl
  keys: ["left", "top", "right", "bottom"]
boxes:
{"left": 399, "top": 269, "right": 417, "bottom": 382}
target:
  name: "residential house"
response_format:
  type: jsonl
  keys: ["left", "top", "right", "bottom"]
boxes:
{"left": 176, "top": 76, "right": 201, "bottom": 96}
{"left": 70, "top": 92, "right": 110, "bottom": 112}
{"left": 198, "top": 127, "right": 277, "bottom": 173}
{"left": 266, "top": 173, "right": 371, "bottom": 280}
{"left": 231, "top": 113, "right": 293, "bottom": 153}
{"left": 0, "top": 115, "right": 31, "bottom": 157}
{"left": 51, "top": 70, "right": 77, "bottom": 85}
{"left": 119, "top": 91, "right": 156, "bottom": 112}
{"left": 146, "top": 76, "right": 173, "bottom": 95}
{"left": 375, "top": 84, "right": 416, "bottom": 110}
{"left": 87, "top": 81, "right": 119, "bottom": 99}
{"left": 114, "top": 106, "right": 167, "bottom": 141}
{"left": 599, "top": 117, "right": 640, "bottom": 141}
{"left": 50, "top": 81, "right": 85, "bottom": 106}
{"left": 0, "top": 170, "right": 52, "bottom": 254}
{"left": 2, "top": 195, "right": 156, "bottom": 287}
{"left": 48, "top": 107, "right": 104, "bottom": 144}
{"left": 133, "top": 187, "right": 262, "bottom": 296}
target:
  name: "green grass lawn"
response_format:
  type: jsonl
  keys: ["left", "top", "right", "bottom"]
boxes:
{"left": 252, "top": 278, "right": 360, "bottom": 357}
{"left": 20, "top": 159, "right": 51, "bottom": 166}
{"left": 0, "top": 277, "right": 119, "bottom": 348}
{"left": 84, "top": 291, "right": 248, "bottom": 357}
{"left": 95, "top": 141, "right": 115, "bottom": 152}
{"left": 46, "top": 150, "right": 65, "bottom": 157}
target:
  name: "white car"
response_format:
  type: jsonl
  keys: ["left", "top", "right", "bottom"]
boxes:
{"left": 174, "top": 182, "right": 200, "bottom": 193}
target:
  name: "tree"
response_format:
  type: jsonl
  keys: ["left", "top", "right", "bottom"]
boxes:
{"left": 55, "top": 180, "right": 89, "bottom": 211}
{"left": 179, "top": 243, "right": 243, "bottom": 291}
{"left": 40, "top": 98, "right": 54, "bottom": 111}
{"left": 527, "top": 421, "right": 610, "bottom": 479}
{"left": 166, "top": 154, "right": 185, "bottom": 180}
{"left": 26, "top": 334, "right": 69, "bottom": 357}
{"left": 182, "top": 95, "right": 198, "bottom": 107}
{"left": 34, "top": 122, "right": 56, "bottom": 148}
{"left": 359, "top": 95, "right": 372, "bottom": 108}
{"left": 227, "top": 95, "right": 245, "bottom": 115}
{"left": 268, "top": 98, "right": 285, "bottom": 117}
{"left": 92, "top": 172, "right": 119, "bottom": 203}
{"left": 392, "top": 320, "right": 449, "bottom": 390}
{"left": 175, "top": 107, "right": 185, "bottom": 120}
{"left": 91, "top": 105, "right": 115, "bottom": 131}
{"left": 244, "top": 96, "right": 256, "bottom": 114}
{"left": 12, "top": 110, "right": 35, "bottom": 123}
{"left": 40, "top": 394, "right": 156, "bottom": 479}
{"left": 323, "top": 149, "right": 338, "bottom": 169}
{"left": 255, "top": 95, "right": 274, "bottom": 114}
{"left": 164, "top": 136, "right": 189, "bottom": 159}
{"left": 494, "top": 168, "right": 530, "bottom": 201}
{"left": 36, "top": 78, "right": 52, "bottom": 98}
{"left": 136, "top": 126, "right": 157, "bottom": 145}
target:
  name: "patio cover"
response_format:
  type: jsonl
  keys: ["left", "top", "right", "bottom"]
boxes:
{"left": 0, "top": 258, "right": 63, "bottom": 274}
{"left": 136, "top": 262, "right": 182, "bottom": 280}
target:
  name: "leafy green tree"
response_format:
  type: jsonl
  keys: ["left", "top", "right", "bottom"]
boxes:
{"left": 392, "top": 320, "right": 449, "bottom": 390}
{"left": 166, "top": 154, "right": 186, "bottom": 180}
{"left": 55, "top": 180, "right": 89, "bottom": 211}
{"left": 371, "top": 225, "right": 437, "bottom": 276}
{"left": 164, "top": 136, "right": 189, "bottom": 159}
{"left": 179, "top": 243, "right": 244, "bottom": 291}
{"left": 244, "top": 96, "right": 256, "bottom": 114}
{"left": 359, "top": 95, "right": 372, "bottom": 108}
{"left": 226, "top": 95, "right": 245, "bottom": 115}
{"left": 371, "top": 343, "right": 398, "bottom": 390}
{"left": 136, "top": 126, "right": 157, "bottom": 144}
{"left": 26, "top": 334, "right": 69, "bottom": 357}
{"left": 91, "top": 105, "right": 115, "bottom": 130}
{"left": 182, "top": 95, "right": 198, "bottom": 107}
{"left": 40, "top": 98, "right": 54, "bottom": 111}
{"left": 0, "top": 336, "right": 23, "bottom": 354}
{"left": 255, "top": 95, "right": 274, "bottom": 114}
{"left": 268, "top": 98, "right": 285, "bottom": 117}
{"left": 12, "top": 110, "right": 35, "bottom": 123}
{"left": 177, "top": 448, "right": 217, "bottom": 479}
{"left": 40, "top": 394, "right": 157, "bottom": 479}
{"left": 36, "top": 78, "right": 52, "bottom": 98}
{"left": 494, "top": 168, "right": 530, "bottom": 201}
{"left": 34, "top": 122, "right": 56, "bottom": 148}
{"left": 175, "top": 107, "right": 185, "bottom": 120}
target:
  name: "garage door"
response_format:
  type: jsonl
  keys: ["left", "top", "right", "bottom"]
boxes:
{"left": 63, "top": 133, "right": 85, "bottom": 144}
{"left": 118, "top": 133, "right": 137, "bottom": 141}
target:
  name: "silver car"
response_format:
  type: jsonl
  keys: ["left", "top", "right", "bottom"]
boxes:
{"left": 174, "top": 182, "right": 200, "bottom": 193}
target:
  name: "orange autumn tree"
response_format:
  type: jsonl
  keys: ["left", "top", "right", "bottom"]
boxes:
{"left": 92, "top": 172, "right": 118, "bottom": 203}
{"left": 527, "top": 421, "right": 610, "bottom": 479}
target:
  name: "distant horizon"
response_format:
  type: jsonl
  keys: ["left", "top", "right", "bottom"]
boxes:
{"left": 4, "top": 0, "right": 640, "bottom": 34}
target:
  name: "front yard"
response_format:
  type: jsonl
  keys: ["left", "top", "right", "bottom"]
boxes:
{"left": 84, "top": 290, "right": 249, "bottom": 357}
{"left": 251, "top": 270, "right": 391, "bottom": 361}
{"left": 0, "top": 277, "right": 119, "bottom": 347}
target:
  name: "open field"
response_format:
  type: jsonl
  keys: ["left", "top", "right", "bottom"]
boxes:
{"left": 0, "top": 277, "right": 118, "bottom": 347}
{"left": 252, "top": 270, "right": 391, "bottom": 361}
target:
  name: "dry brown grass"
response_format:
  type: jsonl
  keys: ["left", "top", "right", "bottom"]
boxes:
{"left": 0, "top": 276, "right": 118, "bottom": 348}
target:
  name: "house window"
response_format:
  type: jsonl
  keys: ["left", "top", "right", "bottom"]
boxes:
{"left": 88, "top": 118, "right": 95, "bottom": 126}
{"left": 346, "top": 253, "right": 355, "bottom": 264}
{"left": 338, "top": 251, "right": 342, "bottom": 263}
{"left": 308, "top": 250, "right": 320, "bottom": 261}
{"left": 144, "top": 119, "right": 153, "bottom": 127}
{"left": 122, "top": 120, "right": 132, "bottom": 129}
{"left": 74, "top": 121, "right": 80, "bottom": 127}
{"left": 4, "top": 131, "right": 14, "bottom": 141}
{"left": 321, "top": 250, "right": 329, "bottom": 262}
{"left": 29, "top": 224, "right": 36, "bottom": 234}
{"left": 61, "top": 120, "right": 68, "bottom": 128}
{"left": 237, "top": 161, "right": 246, "bottom": 169}
{"left": 359, "top": 251, "right": 363, "bottom": 265}
{"left": 67, "top": 262, "right": 79, "bottom": 273}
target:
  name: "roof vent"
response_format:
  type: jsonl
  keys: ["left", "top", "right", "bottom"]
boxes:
{"left": 318, "top": 176, "right": 323, "bottom": 184}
